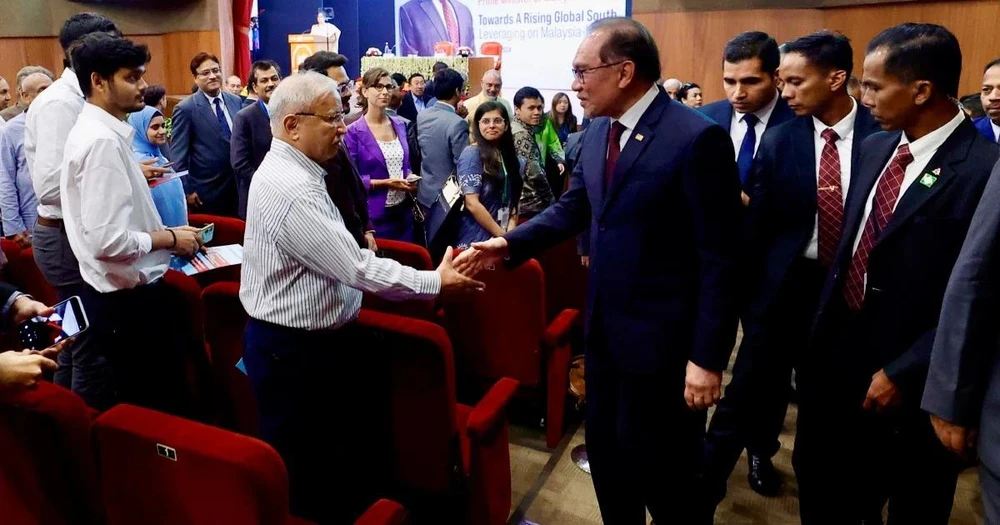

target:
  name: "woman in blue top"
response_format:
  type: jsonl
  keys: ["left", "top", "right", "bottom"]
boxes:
{"left": 126, "top": 106, "right": 188, "bottom": 227}
{"left": 455, "top": 101, "right": 523, "bottom": 248}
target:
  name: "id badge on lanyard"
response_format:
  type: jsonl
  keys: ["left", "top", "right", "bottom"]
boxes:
{"left": 497, "top": 162, "right": 511, "bottom": 231}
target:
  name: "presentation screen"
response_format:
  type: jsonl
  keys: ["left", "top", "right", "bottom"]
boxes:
{"left": 395, "top": 0, "right": 631, "bottom": 120}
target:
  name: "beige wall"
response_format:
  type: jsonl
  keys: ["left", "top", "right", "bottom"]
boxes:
{"left": 0, "top": 0, "right": 218, "bottom": 37}
{"left": 637, "top": 0, "right": 1000, "bottom": 102}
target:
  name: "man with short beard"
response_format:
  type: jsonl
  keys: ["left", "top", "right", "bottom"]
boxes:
{"left": 974, "top": 58, "right": 1000, "bottom": 142}
{"left": 231, "top": 60, "right": 281, "bottom": 219}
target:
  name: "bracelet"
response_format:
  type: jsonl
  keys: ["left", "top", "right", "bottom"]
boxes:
{"left": 168, "top": 229, "right": 177, "bottom": 249}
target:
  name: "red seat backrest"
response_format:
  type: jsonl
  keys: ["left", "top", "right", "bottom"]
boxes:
{"left": 94, "top": 404, "right": 292, "bottom": 525}
{"left": 188, "top": 213, "right": 246, "bottom": 247}
{"left": 444, "top": 259, "right": 547, "bottom": 387}
{"left": 534, "top": 238, "right": 587, "bottom": 322}
{"left": 0, "top": 383, "right": 102, "bottom": 525}
{"left": 8, "top": 248, "right": 58, "bottom": 307}
{"left": 355, "top": 309, "right": 459, "bottom": 495}
{"left": 202, "top": 281, "right": 258, "bottom": 436}
{"left": 162, "top": 270, "right": 215, "bottom": 422}
{"left": 363, "top": 240, "right": 437, "bottom": 321}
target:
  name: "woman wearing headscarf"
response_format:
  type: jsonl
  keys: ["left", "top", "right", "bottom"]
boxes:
{"left": 126, "top": 106, "right": 188, "bottom": 227}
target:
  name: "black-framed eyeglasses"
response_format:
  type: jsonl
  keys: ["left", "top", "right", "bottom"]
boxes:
{"left": 370, "top": 82, "right": 394, "bottom": 92}
{"left": 571, "top": 60, "right": 627, "bottom": 84}
{"left": 294, "top": 112, "right": 345, "bottom": 125}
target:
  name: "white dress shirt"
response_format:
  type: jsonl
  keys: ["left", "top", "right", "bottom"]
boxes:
{"left": 433, "top": 0, "right": 459, "bottom": 33}
{"left": 991, "top": 120, "right": 1000, "bottom": 143}
{"left": 61, "top": 103, "right": 169, "bottom": 293}
{"left": 610, "top": 84, "right": 660, "bottom": 152}
{"left": 203, "top": 91, "right": 234, "bottom": 131}
{"left": 26, "top": 68, "right": 85, "bottom": 220}
{"left": 240, "top": 139, "right": 440, "bottom": 330}
{"left": 851, "top": 110, "right": 966, "bottom": 256}
{"left": 804, "top": 99, "right": 858, "bottom": 260}
{"left": 729, "top": 91, "right": 780, "bottom": 160}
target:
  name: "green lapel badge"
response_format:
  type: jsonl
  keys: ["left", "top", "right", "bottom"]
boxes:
{"left": 919, "top": 167, "right": 941, "bottom": 188}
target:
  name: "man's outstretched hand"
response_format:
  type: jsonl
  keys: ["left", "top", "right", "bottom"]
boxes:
{"left": 437, "top": 246, "right": 486, "bottom": 298}
{"left": 453, "top": 237, "right": 510, "bottom": 277}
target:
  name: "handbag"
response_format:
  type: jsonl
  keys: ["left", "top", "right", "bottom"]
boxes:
{"left": 425, "top": 174, "right": 466, "bottom": 262}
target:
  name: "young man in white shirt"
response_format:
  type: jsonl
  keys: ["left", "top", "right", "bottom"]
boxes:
{"left": 63, "top": 32, "right": 204, "bottom": 414}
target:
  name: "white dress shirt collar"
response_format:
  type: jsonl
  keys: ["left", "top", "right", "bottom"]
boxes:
{"left": 813, "top": 97, "right": 858, "bottom": 142}
{"left": 900, "top": 109, "right": 966, "bottom": 160}
{"left": 735, "top": 90, "right": 780, "bottom": 127}
{"left": 202, "top": 90, "right": 225, "bottom": 105}
{"left": 62, "top": 67, "right": 84, "bottom": 99}
{"left": 991, "top": 120, "right": 1000, "bottom": 143}
{"left": 613, "top": 84, "right": 660, "bottom": 131}
{"left": 81, "top": 103, "right": 135, "bottom": 142}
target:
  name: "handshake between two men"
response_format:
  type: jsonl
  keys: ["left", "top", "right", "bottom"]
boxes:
{"left": 445, "top": 237, "right": 725, "bottom": 412}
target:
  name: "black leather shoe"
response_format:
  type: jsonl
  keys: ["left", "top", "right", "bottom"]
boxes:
{"left": 747, "top": 454, "right": 782, "bottom": 496}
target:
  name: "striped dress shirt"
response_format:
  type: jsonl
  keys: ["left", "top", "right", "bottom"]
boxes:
{"left": 240, "top": 139, "right": 440, "bottom": 330}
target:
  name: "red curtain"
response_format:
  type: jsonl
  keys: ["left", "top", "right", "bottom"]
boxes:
{"left": 233, "top": 0, "right": 253, "bottom": 81}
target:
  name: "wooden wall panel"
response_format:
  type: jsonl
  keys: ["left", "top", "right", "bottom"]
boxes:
{"left": 1, "top": 0, "right": 218, "bottom": 38}
{"left": 824, "top": 0, "right": 1000, "bottom": 99}
{"left": 0, "top": 31, "right": 220, "bottom": 101}
{"left": 634, "top": 9, "right": 823, "bottom": 103}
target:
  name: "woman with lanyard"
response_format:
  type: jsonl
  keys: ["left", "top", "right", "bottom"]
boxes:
{"left": 454, "top": 101, "right": 523, "bottom": 248}
{"left": 126, "top": 106, "right": 188, "bottom": 227}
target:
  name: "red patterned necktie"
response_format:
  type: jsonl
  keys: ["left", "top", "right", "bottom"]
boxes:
{"left": 440, "top": 0, "right": 460, "bottom": 43}
{"left": 817, "top": 128, "right": 844, "bottom": 267}
{"left": 605, "top": 121, "right": 626, "bottom": 189}
{"left": 842, "top": 143, "right": 913, "bottom": 310}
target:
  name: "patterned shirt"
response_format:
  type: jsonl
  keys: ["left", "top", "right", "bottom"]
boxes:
{"left": 511, "top": 117, "right": 553, "bottom": 216}
{"left": 240, "top": 139, "right": 440, "bottom": 330}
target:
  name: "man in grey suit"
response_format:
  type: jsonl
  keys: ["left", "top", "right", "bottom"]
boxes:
{"left": 416, "top": 68, "right": 468, "bottom": 249}
{"left": 171, "top": 52, "right": 244, "bottom": 217}
{"left": 399, "top": 0, "right": 475, "bottom": 57}
{"left": 923, "top": 158, "right": 1000, "bottom": 523}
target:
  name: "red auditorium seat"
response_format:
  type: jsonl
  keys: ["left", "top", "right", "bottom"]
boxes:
{"left": 187, "top": 213, "right": 245, "bottom": 286}
{"left": 6, "top": 248, "right": 58, "bottom": 306}
{"left": 0, "top": 382, "right": 103, "bottom": 525}
{"left": 362, "top": 239, "right": 440, "bottom": 321}
{"left": 356, "top": 309, "right": 518, "bottom": 525}
{"left": 94, "top": 403, "right": 312, "bottom": 524}
{"left": 535, "top": 238, "right": 588, "bottom": 324}
{"left": 444, "top": 258, "right": 579, "bottom": 448}
{"left": 162, "top": 269, "right": 215, "bottom": 422}
{"left": 201, "top": 281, "right": 258, "bottom": 436}
{"left": 354, "top": 499, "right": 409, "bottom": 525}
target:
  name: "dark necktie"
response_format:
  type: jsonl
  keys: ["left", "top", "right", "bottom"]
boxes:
{"left": 842, "top": 143, "right": 913, "bottom": 310}
{"left": 736, "top": 113, "right": 759, "bottom": 185}
{"left": 214, "top": 98, "right": 232, "bottom": 140}
{"left": 817, "top": 128, "right": 845, "bottom": 267}
{"left": 605, "top": 121, "right": 627, "bottom": 189}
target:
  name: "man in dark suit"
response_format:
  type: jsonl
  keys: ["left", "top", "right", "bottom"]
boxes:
{"left": 701, "top": 31, "right": 795, "bottom": 199}
{"left": 699, "top": 31, "right": 882, "bottom": 510}
{"left": 397, "top": 72, "right": 434, "bottom": 123}
{"left": 796, "top": 24, "right": 999, "bottom": 524}
{"left": 399, "top": 0, "right": 475, "bottom": 57}
{"left": 171, "top": 52, "right": 244, "bottom": 217}
{"left": 922, "top": 157, "right": 1000, "bottom": 524}
{"left": 231, "top": 60, "right": 281, "bottom": 219}
{"left": 974, "top": 58, "right": 1000, "bottom": 143}
{"left": 456, "top": 18, "right": 741, "bottom": 524}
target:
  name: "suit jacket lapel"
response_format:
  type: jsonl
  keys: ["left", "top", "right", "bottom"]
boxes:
{"left": 792, "top": 118, "right": 817, "bottom": 218}
{"left": 600, "top": 94, "right": 666, "bottom": 217}
{"left": 420, "top": 0, "right": 448, "bottom": 42}
{"left": 877, "top": 120, "right": 975, "bottom": 242}
{"left": 585, "top": 118, "right": 610, "bottom": 211}
{"left": 225, "top": 94, "right": 242, "bottom": 123}
{"left": 194, "top": 93, "right": 218, "bottom": 131}
{"left": 356, "top": 118, "right": 387, "bottom": 169}
{"left": 837, "top": 132, "right": 898, "bottom": 261}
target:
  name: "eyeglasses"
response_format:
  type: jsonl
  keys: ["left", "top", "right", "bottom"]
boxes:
{"left": 479, "top": 117, "right": 506, "bottom": 126}
{"left": 370, "top": 83, "right": 394, "bottom": 92}
{"left": 196, "top": 67, "right": 222, "bottom": 78}
{"left": 339, "top": 81, "right": 355, "bottom": 96}
{"left": 571, "top": 61, "right": 627, "bottom": 84}
{"left": 294, "top": 112, "right": 345, "bottom": 125}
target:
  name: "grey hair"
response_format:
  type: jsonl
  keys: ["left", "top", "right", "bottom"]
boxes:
{"left": 482, "top": 69, "right": 501, "bottom": 83}
{"left": 16, "top": 66, "right": 56, "bottom": 90}
{"left": 267, "top": 71, "right": 339, "bottom": 133}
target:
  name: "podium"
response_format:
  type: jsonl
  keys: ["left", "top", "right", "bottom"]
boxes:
{"left": 288, "top": 35, "right": 336, "bottom": 74}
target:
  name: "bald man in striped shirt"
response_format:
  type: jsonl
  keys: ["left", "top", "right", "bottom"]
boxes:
{"left": 240, "top": 71, "right": 483, "bottom": 522}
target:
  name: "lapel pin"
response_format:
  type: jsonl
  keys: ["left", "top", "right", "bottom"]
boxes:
{"left": 919, "top": 172, "right": 938, "bottom": 188}
{"left": 635, "top": 133, "right": 644, "bottom": 142}
{"left": 933, "top": 168, "right": 941, "bottom": 175}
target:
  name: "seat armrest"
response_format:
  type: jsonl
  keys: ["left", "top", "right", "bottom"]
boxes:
{"left": 466, "top": 377, "right": 519, "bottom": 440}
{"left": 543, "top": 309, "right": 579, "bottom": 348}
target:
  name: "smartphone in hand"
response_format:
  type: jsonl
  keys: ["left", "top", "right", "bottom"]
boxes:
{"left": 19, "top": 296, "right": 89, "bottom": 350}
{"left": 199, "top": 223, "right": 215, "bottom": 244}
